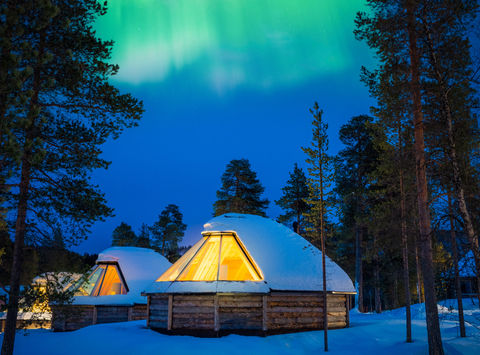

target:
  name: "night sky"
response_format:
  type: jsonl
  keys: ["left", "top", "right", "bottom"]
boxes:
{"left": 74, "top": 0, "right": 375, "bottom": 253}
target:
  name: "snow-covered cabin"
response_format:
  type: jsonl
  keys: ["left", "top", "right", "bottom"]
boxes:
{"left": 458, "top": 250, "right": 479, "bottom": 296}
{"left": 52, "top": 247, "right": 171, "bottom": 331}
{"left": 144, "top": 214, "right": 355, "bottom": 335}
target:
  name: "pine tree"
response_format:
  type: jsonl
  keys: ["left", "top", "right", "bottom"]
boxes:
{"left": 150, "top": 204, "right": 186, "bottom": 260}
{"left": 275, "top": 163, "right": 310, "bottom": 233}
{"left": 111, "top": 222, "right": 137, "bottom": 247}
{"left": 0, "top": 1, "right": 143, "bottom": 353}
{"left": 302, "top": 102, "right": 333, "bottom": 352}
{"left": 213, "top": 159, "right": 269, "bottom": 217}
{"left": 335, "top": 115, "right": 378, "bottom": 313}
{"left": 137, "top": 223, "right": 151, "bottom": 248}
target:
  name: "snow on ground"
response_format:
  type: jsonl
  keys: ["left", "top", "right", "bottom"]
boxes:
{"left": 4, "top": 299, "right": 480, "bottom": 355}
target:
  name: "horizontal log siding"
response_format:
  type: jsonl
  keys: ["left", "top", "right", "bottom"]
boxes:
{"left": 148, "top": 295, "right": 169, "bottom": 329}
{"left": 52, "top": 305, "right": 95, "bottom": 331}
{"left": 267, "top": 293, "right": 347, "bottom": 331}
{"left": 218, "top": 295, "right": 263, "bottom": 330}
{"left": 96, "top": 306, "right": 129, "bottom": 324}
{"left": 147, "top": 292, "right": 349, "bottom": 333}
{"left": 52, "top": 304, "right": 148, "bottom": 331}
{"left": 172, "top": 295, "right": 215, "bottom": 330}
{"left": 131, "top": 304, "right": 148, "bottom": 321}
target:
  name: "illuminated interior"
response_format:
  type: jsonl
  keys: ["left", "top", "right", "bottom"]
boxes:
{"left": 75, "top": 263, "right": 127, "bottom": 296}
{"left": 157, "top": 232, "right": 263, "bottom": 282}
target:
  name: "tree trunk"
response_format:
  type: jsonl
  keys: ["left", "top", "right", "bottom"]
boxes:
{"left": 355, "top": 225, "right": 364, "bottom": 312}
{"left": 400, "top": 164, "right": 412, "bottom": 342}
{"left": 423, "top": 20, "right": 480, "bottom": 307}
{"left": 448, "top": 192, "right": 466, "bottom": 337}
{"left": 393, "top": 272, "right": 399, "bottom": 309}
{"left": 374, "top": 259, "right": 381, "bottom": 313}
{"left": 319, "top": 142, "right": 328, "bottom": 352}
{"left": 414, "top": 232, "right": 424, "bottom": 304}
{"left": 406, "top": 2, "right": 444, "bottom": 354}
{"left": 373, "top": 232, "right": 381, "bottom": 313}
{"left": 1, "top": 156, "right": 31, "bottom": 355}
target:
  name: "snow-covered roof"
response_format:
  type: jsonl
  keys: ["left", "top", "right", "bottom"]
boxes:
{"left": 146, "top": 213, "right": 355, "bottom": 294}
{"left": 74, "top": 247, "right": 171, "bottom": 306}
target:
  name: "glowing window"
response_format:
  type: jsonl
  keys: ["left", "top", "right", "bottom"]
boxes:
{"left": 157, "top": 233, "right": 263, "bottom": 282}
{"left": 157, "top": 237, "right": 206, "bottom": 281}
{"left": 74, "top": 263, "right": 127, "bottom": 296}
{"left": 75, "top": 265, "right": 106, "bottom": 296}
{"left": 97, "top": 265, "right": 127, "bottom": 296}
{"left": 219, "top": 235, "right": 261, "bottom": 281}
{"left": 178, "top": 235, "right": 220, "bottom": 281}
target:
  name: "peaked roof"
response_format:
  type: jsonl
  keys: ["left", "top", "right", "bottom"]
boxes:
{"left": 146, "top": 214, "right": 355, "bottom": 294}
{"left": 74, "top": 247, "right": 171, "bottom": 305}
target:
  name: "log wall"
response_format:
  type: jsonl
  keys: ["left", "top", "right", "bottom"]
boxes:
{"left": 51, "top": 303, "right": 148, "bottom": 331}
{"left": 147, "top": 292, "right": 349, "bottom": 335}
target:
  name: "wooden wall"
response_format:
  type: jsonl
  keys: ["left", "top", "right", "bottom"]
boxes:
{"left": 147, "top": 292, "right": 349, "bottom": 335}
{"left": 51, "top": 303, "right": 148, "bottom": 331}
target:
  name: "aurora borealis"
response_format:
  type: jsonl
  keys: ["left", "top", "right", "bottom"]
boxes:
{"left": 95, "top": 0, "right": 369, "bottom": 92}
{"left": 79, "top": 0, "right": 374, "bottom": 252}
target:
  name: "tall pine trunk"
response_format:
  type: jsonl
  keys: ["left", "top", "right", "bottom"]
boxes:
{"left": 2, "top": 30, "right": 44, "bottom": 354}
{"left": 414, "top": 232, "right": 424, "bottom": 303}
{"left": 423, "top": 21, "right": 480, "bottom": 306}
{"left": 1, "top": 157, "right": 31, "bottom": 355}
{"left": 406, "top": 2, "right": 444, "bottom": 353}
{"left": 448, "top": 192, "right": 466, "bottom": 337}
{"left": 319, "top": 142, "right": 328, "bottom": 352}
{"left": 355, "top": 225, "right": 364, "bottom": 312}
{"left": 400, "top": 165, "right": 412, "bottom": 342}
{"left": 373, "top": 233, "right": 381, "bottom": 313}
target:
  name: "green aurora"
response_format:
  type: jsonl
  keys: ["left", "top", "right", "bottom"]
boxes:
{"left": 95, "top": 0, "right": 369, "bottom": 93}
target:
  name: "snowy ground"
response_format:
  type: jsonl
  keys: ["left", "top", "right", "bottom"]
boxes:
{"left": 4, "top": 299, "right": 480, "bottom": 355}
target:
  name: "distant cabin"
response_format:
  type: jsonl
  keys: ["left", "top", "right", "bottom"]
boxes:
{"left": 143, "top": 214, "right": 355, "bottom": 336}
{"left": 458, "top": 250, "right": 479, "bottom": 296}
{"left": 52, "top": 247, "right": 171, "bottom": 331}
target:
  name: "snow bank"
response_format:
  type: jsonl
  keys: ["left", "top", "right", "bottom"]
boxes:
{"left": 74, "top": 247, "right": 171, "bottom": 305}
{"left": 7, "top": 299, "right": 480, "bottom": 355}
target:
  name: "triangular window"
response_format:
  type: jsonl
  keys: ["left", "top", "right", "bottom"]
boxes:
{"left": 157, "top": 233, "right": 262, "bottom": 282}
{"left": 75, "top": 263, "right": 128, "bottom": 296}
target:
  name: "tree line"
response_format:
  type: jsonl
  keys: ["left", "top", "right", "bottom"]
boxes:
{"left": 211, "top": 2, "right": 480, "bottom": 354}
{"left": 110, "top": 204, "right": 187, "bottom": 262}
{"left": 0, "top": 0, "right": 478, "bottom": 354}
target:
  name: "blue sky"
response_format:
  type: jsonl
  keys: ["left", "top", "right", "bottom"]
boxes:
{"left": 73, "top": 0, "right": 375, "bottom": 253}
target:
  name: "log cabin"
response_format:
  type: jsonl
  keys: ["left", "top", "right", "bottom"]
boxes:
{"left": 143, "top": 213, "right": 355, "bottom": 336}
{"left": 52, "top": 247, "right": 171, "bottom": 331}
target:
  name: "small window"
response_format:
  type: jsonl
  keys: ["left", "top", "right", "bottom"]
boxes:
{"left": 75, "top": 265, "right": 106, "bottom": 296}
{"left": 74, "top": 263, "right": 127, "bottom": 296}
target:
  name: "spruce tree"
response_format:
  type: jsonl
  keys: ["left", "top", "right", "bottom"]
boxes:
{"left": 275, "top": 163, "right": 310, "bottom": 233}
{"left": 150, "top": 204, "right": 186, "bottom": 260}
{"left": 213, "top": 159, "right": 269, "bottom": 217}
{"left": 111, "top": 222, "right": 137, "bottom": 247}
{"left": 0, "top": 1, "right": 143, "bottom": 353}
{"left": 302, "top": 102, "right": 333, "bottom": 352}
{"left": 137, "top": 223, "right": 151, "bottom": 248}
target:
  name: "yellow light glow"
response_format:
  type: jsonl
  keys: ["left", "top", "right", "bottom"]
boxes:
{"left": 97, "top": 265, "right": 127, "bottom": 296}
{"left": 157, "top": 232, "right": 263, "bottom": 282}
{"left": 75, "top": 264, "right": 127, "bottom": 296}
{"left": 157, "top": 237, "right": 206, "bottom": 281}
